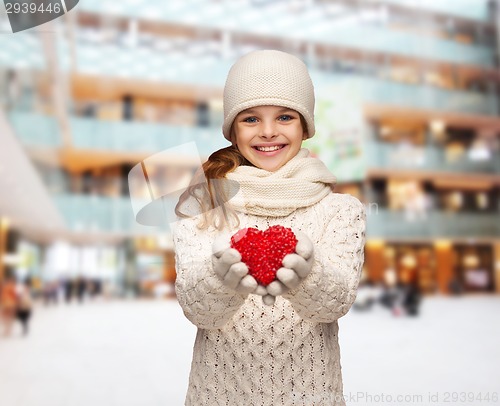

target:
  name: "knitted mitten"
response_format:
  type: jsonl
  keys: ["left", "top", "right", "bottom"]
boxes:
{"left": 263, "top": 230, "right": 314, "bottom": 305}
{"left": 212, "top": 233, "right": 260, "bottom": 295}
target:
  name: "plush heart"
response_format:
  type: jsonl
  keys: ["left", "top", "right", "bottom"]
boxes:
{"left": 230, "top": 225, "right": 297, "bottom": 286}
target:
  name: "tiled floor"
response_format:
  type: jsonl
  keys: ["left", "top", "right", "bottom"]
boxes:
{"left": 1, "top": 296, "right": 499, "bottom": 406}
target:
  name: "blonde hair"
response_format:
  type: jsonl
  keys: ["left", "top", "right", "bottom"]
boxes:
{"left": 174, "top": 112, "right": 308, "bottom": 231}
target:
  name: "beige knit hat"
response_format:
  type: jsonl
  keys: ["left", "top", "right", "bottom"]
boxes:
{"left": 222, "top": 49, "right": 315, "bottom": 142}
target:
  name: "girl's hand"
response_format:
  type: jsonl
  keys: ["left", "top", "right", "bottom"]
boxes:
{"left": 212, "top": 233, "right": 259, "bottom": 295}
{"left": 263, "top": 230, "right": 315, "bottom": 305}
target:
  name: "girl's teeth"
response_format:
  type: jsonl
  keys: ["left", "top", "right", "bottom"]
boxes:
{"left": 256, "top": 145, "right": 284, "bottom": 152}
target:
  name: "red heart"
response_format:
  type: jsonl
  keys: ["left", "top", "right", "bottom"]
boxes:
{"left": 230, "top": 225, "right": 297, "bottom": 286}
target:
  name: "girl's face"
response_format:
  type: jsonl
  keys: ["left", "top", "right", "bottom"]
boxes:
{"left": 230, "top": 105, "right": 307, "bottom": 172}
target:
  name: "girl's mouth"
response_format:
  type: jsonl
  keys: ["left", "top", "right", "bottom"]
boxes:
{"left": 252, "top": 144, "right": 287, "bottom": 155}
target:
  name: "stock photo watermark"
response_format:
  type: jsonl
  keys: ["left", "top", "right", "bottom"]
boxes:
{"left": 289, "top": 390, "right": 499, "bottom": 404}
{"left": 3, "top": 0, "right": 78, "bottom": 33}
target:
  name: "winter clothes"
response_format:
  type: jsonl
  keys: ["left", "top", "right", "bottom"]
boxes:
{"left": 224, "top": 148, "right": 336, "bottom": 216}
{"left": 172, "top": 149, "right": 366, "bottom": 406}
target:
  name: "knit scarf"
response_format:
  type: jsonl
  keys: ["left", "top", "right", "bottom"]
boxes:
{"left": 224, "top": 148, "right": 337, "bottom": 217}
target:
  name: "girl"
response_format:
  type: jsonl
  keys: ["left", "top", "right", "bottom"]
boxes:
{"left": 173, "top": 50, "right": 366, "bottom": 406}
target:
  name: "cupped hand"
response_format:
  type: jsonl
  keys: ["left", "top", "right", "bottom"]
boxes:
{"left": 212, "top": 233, "right": 259, "bottom": 294}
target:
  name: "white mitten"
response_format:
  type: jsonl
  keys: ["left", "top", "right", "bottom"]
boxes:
{"left": 212, "top": 233, "right": 259, "bottom": 295}
{"left": 264, "top": 230, "right": 314, "bottom": 303}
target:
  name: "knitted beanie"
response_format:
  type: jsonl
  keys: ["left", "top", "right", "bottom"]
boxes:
{"left": 222, "top": 49, "right": 315, "bottom": 142}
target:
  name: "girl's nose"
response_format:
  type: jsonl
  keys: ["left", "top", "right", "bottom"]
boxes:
{"left": 260, "top": 120, "right": 278, "bottom": 138}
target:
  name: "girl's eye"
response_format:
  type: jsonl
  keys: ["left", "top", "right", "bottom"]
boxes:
{"left": 278, "top": 115, "right": 293, "bottom": 121}
{"left": 243, "top": 117, "right": 258, "bottom": 123}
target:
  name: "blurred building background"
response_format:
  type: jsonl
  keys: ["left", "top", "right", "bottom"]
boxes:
{"left": 1, "top": 0, "right": 499, "bottom": 297}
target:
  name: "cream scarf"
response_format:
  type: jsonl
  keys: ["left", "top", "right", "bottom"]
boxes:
{"left": 225, "top": 148, "right": 337, "bottom": 217}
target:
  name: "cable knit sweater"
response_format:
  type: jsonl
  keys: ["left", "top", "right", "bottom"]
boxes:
{"left": 173, "top": 189, "right": 366, "bottom": 406}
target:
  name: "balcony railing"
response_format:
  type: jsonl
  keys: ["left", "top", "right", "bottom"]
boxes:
{"left": 365, "top": 140, "right": 500, "bottom": 174}
{"left": 8, "top": 111, "right": 61, "bottom": 146}
{"left": 371, "top": 0, "right": 492, "bottom": 22}
{"left": 54, "top": 194, "right": 178, "bottom": 235}
{"left": 339, "top": 74, "right": 498, "bottom": 116}
{"left": 367, "top": 208, "right": 499, "bottom": 238}
{"left": 69, "top": 116, "right": 227, "bottom": 156}
{"left": 10, "top": 111, "right": 228, "bottom": 155}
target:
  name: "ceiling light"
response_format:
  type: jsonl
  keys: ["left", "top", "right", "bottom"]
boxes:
{"left": 380, "top": 126, "right": 392, "bottom": 136}
{"left": 430, "top": 119, "right": 445, "bottom": 133}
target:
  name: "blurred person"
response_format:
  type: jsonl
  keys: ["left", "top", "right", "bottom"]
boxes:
{"left": 404, "top": 181, "right": 428, "bottom": 222}
{"left": 353, "top": 279, "right": 382, "bottom": 312}
{"left": 51, "top": 280, "right": 60, "bottom": 304}
{"left": 42, "top": 280, "right": 59, "bottom": 306}
{"left": 15, "top": 278, "right": 33, "bottom": 336}
{"left": 400, "top": 269, "right": 422, "bottom": 317}
{"left": 402, "top": 280, "right": 421, "bottom": 317}
{"left": 75, "top": 276, "right": 87, "bottom": 303}
{"left": 102, "top": 279, "right": 113, "bottom": 300}
{"left": 173, "top": 50, "right": 366, "bottom": 405}
{"left": 42, "top": 281, "right": 51, "bottom": 305}
{"left": 448, "top": 276, "right": 464, "bottom": 295}
{"left": 88, "top": 278, "right": 102, "bottom": 299}
{"left": 379, "top": 267, "right": 396, "bottom": 309}
{"left": 5, "top": 69, "right": 21, "bottom": 110}
{"left": 0, "top": 272, "right": 17, "bottom": 337}
{"left": 94, "top": 279, "right": 103, "bottom": 299}
{"left": 63, "top": 277, "right": 74, "bottom": 303}
{"left": 380, "top": 268, "right": 406, "bottom": 316}
{"left": 86, "top": 279, "right": 95, "bottom": 299}
{"left": 122, "top": 94, "right": 134, "bottom": 120}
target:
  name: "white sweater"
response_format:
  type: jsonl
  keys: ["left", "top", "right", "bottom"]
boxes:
{"left": 172, "top": 192, "right": 366, "bottom": 406}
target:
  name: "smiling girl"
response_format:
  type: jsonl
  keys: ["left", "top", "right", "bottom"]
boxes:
{"left": 173, "top": 49, "right": 366, "bottom": 406}
{"left": 232, "top": 105, "right": 305, "bottom": 173}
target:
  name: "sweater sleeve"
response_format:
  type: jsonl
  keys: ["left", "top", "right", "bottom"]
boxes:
{"left": 172, "top": 217, "right": 248, "bottom": 330}
{"left": 282, "top": 195, "right": 366, "bottom": 323}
